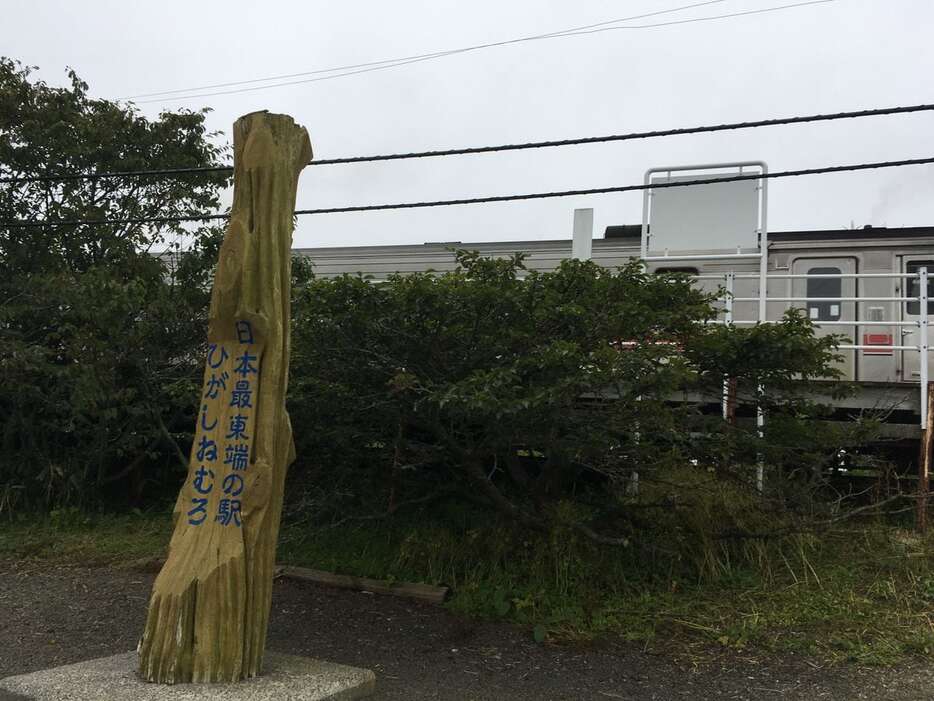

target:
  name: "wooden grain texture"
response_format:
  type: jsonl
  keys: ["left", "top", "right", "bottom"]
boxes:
{"left": 138, "top": 111, "right": 312, "bottom": 683}
{"left": 278, "top": 566, "right": 450, "bottom": 605}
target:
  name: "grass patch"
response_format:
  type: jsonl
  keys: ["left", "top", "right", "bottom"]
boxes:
{"left": 277, "top": 511, "right": 934, "bottom": 665}
{"left": 0, "top": 508, "right": 171, "bottom": 565}
{"left": 4, "top": 503, "right": 934, "bottom": 665}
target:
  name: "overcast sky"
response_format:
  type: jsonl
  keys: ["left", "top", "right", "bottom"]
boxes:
{"left": 4, "top": 0, "right": 934, "bottom": 248}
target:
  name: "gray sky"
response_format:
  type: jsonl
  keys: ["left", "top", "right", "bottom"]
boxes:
{"left": 4, "top": 0, "right": 934, "bottom": 248}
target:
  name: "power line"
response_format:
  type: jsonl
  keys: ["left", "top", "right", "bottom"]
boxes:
{"left": 122, "top": 0, "right": 731, "bottom": 100}
{"left": 4, "top": 102, "right": 931, "bottom": 186}
{"left": 4, "top": 156, "right": 932, "bottom": 228}
{"left": 302, "top": 157, "right": 934, "bottom": 213}
{"left": 127, "top": 0, "right": 834, "bottom": 104}
{"left": 318, "top": 103, "right": 934, "bottom": 164}
{"left": 0, "top": 164, "right": 232, "bottom": 185}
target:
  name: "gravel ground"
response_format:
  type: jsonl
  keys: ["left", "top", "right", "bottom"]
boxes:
{"left": 1, "top": 559, "right": 932, "bottom": 700}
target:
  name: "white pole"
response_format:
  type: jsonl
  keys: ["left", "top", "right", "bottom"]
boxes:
{"left": 920, "top": 267, "right": 929, "bottom": 427}
{"left": 635, "top": 174, "right": 649, "bottom": 495}
{"left": 640, "top": 171, "right": 652, "bottom": 261}
{"left": 571, "top": 208, "right": 594, "bottom": 261}
{"left": 756, "top": 394, "right": 765, "bottom": 493}
{"left": 722, "top": 271, "right": 734, "bottom": 420}
{"left": 756, "top": 170, "right": 768, "bottom": 493}
{"left": 758, "top": 174, "right": 769, "bottom": 324}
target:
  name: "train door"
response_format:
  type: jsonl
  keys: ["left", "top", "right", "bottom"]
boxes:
{"left": 791, "top": 257, "right": 856, "bottom": 380}
{"left": 899, "top": 258, "right": 934, "bottom": 381}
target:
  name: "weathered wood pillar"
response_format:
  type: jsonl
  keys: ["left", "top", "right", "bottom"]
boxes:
{"left": 139, "top": 111, "right": 312, "bottom": 683}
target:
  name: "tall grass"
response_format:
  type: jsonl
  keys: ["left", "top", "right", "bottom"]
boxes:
{"left": 3, "top": 481, "right": 932, "bottom": 665}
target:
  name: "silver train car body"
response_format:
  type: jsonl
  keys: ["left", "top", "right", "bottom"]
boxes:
{"left": 294, "top": 224, "right": 934, "bottom": 433}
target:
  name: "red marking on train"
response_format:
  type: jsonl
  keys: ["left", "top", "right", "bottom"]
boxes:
{"left": 863, "top": 333, "right": 894, "bottom": 355}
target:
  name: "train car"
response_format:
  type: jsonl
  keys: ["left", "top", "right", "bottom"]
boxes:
{"left": 294, "top": 223, "right": 934, "bottom": 435}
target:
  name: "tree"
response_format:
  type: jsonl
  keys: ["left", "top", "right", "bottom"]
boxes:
{"left": 288, "top": 253, "right": 847, "bottom": 544}
{"left": 0, "top": 58, "right": 228, "bottom": 510}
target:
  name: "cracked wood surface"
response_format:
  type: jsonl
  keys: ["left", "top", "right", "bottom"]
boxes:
{"left": 138, "top": 111, "right": 312, "bottom": 683}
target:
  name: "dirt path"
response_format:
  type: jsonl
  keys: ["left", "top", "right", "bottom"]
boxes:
{"left": 1, "top": 560, "right": 932, "bottom": 700}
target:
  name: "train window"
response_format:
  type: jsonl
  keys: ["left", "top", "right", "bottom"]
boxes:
{"left": 906, "top": 261, "right": 934, "bottom": 315}
{"left": 654, "top": 267, "right": 699, "bottom": 276}
{"left": 806, "top": 267, "right": 842, "bottom": 321}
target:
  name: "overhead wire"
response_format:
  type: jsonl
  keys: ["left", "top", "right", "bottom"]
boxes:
{"left": 4, "top": 102, "right": 931, "bottom": 186}
{"left": 126, "top": 0, "right": 835, "bottom": 104}
{"left": 122, "top": 0, "right": 732, "bottom": 100}
{"left": 4, "top": 156, "right": 932, "bottom": 228}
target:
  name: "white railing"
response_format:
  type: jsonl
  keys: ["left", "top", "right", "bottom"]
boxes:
{"left": 697, "top": 267, "right": 930, "bottom": 427}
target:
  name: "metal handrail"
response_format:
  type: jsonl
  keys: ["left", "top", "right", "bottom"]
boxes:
{"left": 690, "top": 272, "right": 918, "bottom": 279}
{"left": 709, "top": 319, "right": 921, "bottom": 327}
{"left": 838, "top": 344, "right": 920, "bottom": 351}
{"left": 643, "top": 253, "right": 763, "bottom": 262}
{"left": 737, "top": 272, "right": 918, "bottom": 279}
{"left": 733, "top": 296, "right": 918, "bottom": 302}
{"left": 692, "top": 267, "right": 932, "bottom": 427}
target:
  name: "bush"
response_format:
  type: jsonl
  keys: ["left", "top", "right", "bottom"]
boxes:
{"left": 286, "top": 251, "right": 856, "bottom": 545}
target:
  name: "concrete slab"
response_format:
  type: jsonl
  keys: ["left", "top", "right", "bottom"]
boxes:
{"left": 0, "top": 652, "right": 376, "bottom": 701}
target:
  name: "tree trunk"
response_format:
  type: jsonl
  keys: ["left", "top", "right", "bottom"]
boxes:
{"left": 138, "top": 112, "right": 312, "bottom": 683}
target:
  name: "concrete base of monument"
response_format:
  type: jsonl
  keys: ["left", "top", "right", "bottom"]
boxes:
{"left": 0, "top": 652, "right": 376, "bottom": 701}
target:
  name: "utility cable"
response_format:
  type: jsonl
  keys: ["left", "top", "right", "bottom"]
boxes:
{"left": 128, "top": 0, "right": 835, "bottom": 105}
{"left": 3, "top": 102, "right": 930, "bottom": 186}
{"left": 122, "top": 0, "right": 731, "bottom": 100}
{"left": 4, "top": 156, "right": 932, "bottom": 228}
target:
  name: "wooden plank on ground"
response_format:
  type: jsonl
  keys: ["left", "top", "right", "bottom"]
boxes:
{"left": 277, "top": 565, "right": 449, "bottom": 605}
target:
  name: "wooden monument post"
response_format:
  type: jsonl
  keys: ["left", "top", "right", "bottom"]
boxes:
{"left": 139, "top": 111, "right": 312, "bottom": 683}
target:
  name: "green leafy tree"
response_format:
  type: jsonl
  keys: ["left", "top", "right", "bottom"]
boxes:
{"left": 680, "top": 308, "right": 877, "bottom": 488}
{"left": 0, "top": 58, "right": 228, "bottom": 510}
{"left": 289, "top": 253, "right": 848, "bottom": 544}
